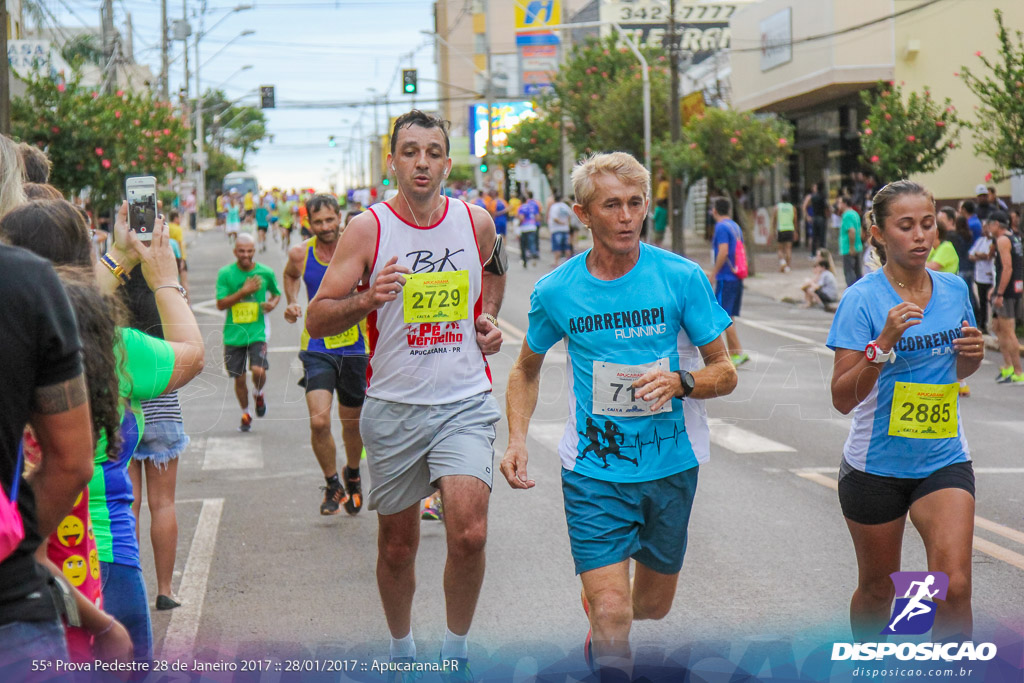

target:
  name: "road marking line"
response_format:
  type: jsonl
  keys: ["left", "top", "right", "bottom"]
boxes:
{"left": 202, "top": 437, "right": 263, "bottom": 470}
{"left": 708, "top": 419, "right": 796, "bottom": 453}
{"left": 792, "top": 466, "right": 1024, "bottom": 475}
{"left": 190, "top": 298, "right": 221, "bottom": 318}
{"left": 795, "top": 470, "right": 1024, "bottom": 571}
{"left": 160, "top": 498, "right": 224, "bottom": 660}
{"left": 268, "top": 345, "right": 301, "bottom": 353}
{"left": 734, "top": 318, "right": 833, "bottom": 357}
{"left": 972, "top": 537, "right": 1024, "bottom": 572}
{"left": 974, "top": 516, "right": 1024, "bottom": 547}
{"left": 497, "top": 317, "right": 527, "bottom": 341}
{"left": 529, "top": 421, "right": 566, "bottom": 451}
{"left": 979, "top": 420, "right": 1024, "bottom": 435}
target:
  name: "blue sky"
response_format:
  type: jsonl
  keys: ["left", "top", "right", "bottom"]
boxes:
{"left": 51, "top": 0, "right": 442, "bottom": 190}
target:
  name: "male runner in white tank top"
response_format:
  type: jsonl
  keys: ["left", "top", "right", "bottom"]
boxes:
{"left": 307, "top": 110, "right": 505, "bottom": 677}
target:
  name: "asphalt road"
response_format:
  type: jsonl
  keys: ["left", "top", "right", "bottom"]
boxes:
{"left": 138, "top": 223, "right": 1024, "bottom": 678}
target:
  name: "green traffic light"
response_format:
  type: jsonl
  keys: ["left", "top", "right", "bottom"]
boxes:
{"left": 479, "top": 163, "right": 488, "bottom": 173}
{"left": 382, "top": 178, "right": 390, "bottom": 186}
{"left": 404, "top": 84, "right": 414, "bottom": 93}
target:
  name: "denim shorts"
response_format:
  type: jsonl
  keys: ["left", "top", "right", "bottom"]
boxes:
{"left": 0, "top": 618, "right": 68, "bottom": 678}
{"left": 551, "top": 231, "right": 571, "bottom": 252}
{"left": 100, "top": 561, "right": 153, "bottom": 663}
{"left": 133, "top": 420, "right": 189, "bottom": 469}
{"left": 561, "top": 465, "right": 699, "bottom": 575}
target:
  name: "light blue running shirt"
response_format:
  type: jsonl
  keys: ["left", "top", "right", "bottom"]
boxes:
{"left": 526, "top": 243, "right": 732, "bottom": 483}
{"left": 826, "top": 269, "right": 975, "bottom": 478}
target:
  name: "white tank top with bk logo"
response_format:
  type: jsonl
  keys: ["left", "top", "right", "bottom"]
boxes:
{"left": 365, "top": 197, "right": 492, "bottom": 404}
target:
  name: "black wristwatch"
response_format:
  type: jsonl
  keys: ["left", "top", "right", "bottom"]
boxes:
{"left": 675, "top": 370, "right": 695, "bottom": 398}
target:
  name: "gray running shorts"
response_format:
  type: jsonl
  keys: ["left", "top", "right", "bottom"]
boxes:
{"left": 360, "top": 392, "right": 501, "bottom": 515}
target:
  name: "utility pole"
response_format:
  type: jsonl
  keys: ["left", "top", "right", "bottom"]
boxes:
{"left": 101, "top": 0, "right": 116, "bottom": 94}
{"left": 483, "top": 0, "right": 492, "bottom": 170}
{"left": 182, "top": 0, "right": 194, "bottom": 197}
{"left": 194, "top": 0, "right": 206, "bottom": 209}
{"left": 1, "top": 1, "right": 11, "bottom": 135}
{"left": 668, "top": 0, "right": 685, "bottom": 256}
{"left": 160, "top": 0, "right": 169, "bottom": 99}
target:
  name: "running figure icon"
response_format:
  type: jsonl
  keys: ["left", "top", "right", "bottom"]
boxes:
{"left": 888, "top": 574, "right": 939, "bottom": 632}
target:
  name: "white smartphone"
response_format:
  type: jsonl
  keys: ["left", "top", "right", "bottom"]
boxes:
{"left": 126, "top": 176, "right": 158, "bottom": 241}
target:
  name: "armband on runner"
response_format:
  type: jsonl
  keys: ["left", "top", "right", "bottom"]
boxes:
{"left": 483, "top": 234, "right": 508, "bottom": 276}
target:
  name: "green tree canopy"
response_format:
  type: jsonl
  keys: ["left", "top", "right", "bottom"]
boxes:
{"left": 859, "top": 81, "right": 961, "bottom": 183}
{"left": 958, "top": 9, "right": 1024, "bottom": 180}
{"left": 11, "top": 72, "right": 189, "bottom": 213}
{"left": 499, "top": 110, "right": 563, "bottom": 192}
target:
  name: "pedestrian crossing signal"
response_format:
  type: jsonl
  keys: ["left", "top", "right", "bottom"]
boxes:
{"left": 402, "top": 69, "right": 418, "bottom": 94}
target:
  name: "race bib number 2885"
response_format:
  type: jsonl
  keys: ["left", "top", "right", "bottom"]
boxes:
{"left": 888, "top": 381, "right": 958, "bottom": 439}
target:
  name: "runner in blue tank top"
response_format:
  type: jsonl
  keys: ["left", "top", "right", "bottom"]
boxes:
{"left": 501, "top": 152, "right": 737, "bottom": 676}
{"left": 827, "top": 180, "right": 985, "bottom": 642}
{"left": 284, "top": 194, "right": 367, "bottom": 516}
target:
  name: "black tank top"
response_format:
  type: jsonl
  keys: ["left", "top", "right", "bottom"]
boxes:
{"left": 994, "top": 232, "right": 1023, "bottom": 298}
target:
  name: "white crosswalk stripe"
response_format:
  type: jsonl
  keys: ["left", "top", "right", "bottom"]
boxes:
{"left": 201, "top": 436, "right": 264, "bottom": 470}
{"left": 707, "top": 419, "right": 796, "bottom": 453}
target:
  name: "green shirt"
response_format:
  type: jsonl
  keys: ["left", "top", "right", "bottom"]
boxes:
{"left": 839, "top": 209, "right": 863, "bottom": 255}
{"left": 928, "top": 240, "right": 959, "bottom": 274}
{"left": 216, "top": 262, "right": 281, "bottom": 346}
{"left": 278, "top": 201, "right": 294, "bottom": 228}
{"left": 776, "top": 202, "right": 795, "bottom": 232}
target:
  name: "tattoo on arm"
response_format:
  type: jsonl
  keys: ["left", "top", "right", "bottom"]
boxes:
{"left": 32, "top": 374, "right": 89, "bottom": 414}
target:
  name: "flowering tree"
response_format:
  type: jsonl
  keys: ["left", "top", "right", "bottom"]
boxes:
{"left": 859, "top": 81, "right": 961, "bottom": 183}
{"left": 547, "top": 34, "right": 668, "bottom": 157}
{"left": 958, "top": 9, "right": 1024, "bottom": 180}
{"left": 11, "top": 72, "right": 190, "bottom": 213}
{"left": 500, "top": 110, "right": 563, "bottom": 192}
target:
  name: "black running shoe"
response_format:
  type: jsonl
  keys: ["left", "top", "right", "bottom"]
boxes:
{"left": 343, "top": 468, "right": 363, "bottom": 515}
{"left": 254, "top": 393, "right": 267, "bottom": 417}
{"left": 320, "top": 481, "right": 349, "bottom": 515}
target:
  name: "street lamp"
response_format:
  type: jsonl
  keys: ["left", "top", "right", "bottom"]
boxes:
{"left": 193, "top": 1, "right": 254, "bottom": 209}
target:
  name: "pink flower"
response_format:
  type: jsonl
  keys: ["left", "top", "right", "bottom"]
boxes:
{"left": 949, "top": 142, "right": 956, "bottom": 149}
{"left": 778, "top": 137, "right": 788, "bottom": 146}
{"left": 882, "top": 91, "right": 890, "bottom": 97}
{"left": 95, "top": 147, "right": 104, "bottom": 156}
{"left": 936, "top": 120, "right": 945, "bottom": 127}
{"left": 133, "top": 119, "right": 141, "bottom": 126}
{"left": 888, "top": 80, "right": 896, "bottom": 86}
{"left": 176, "top": 166, "right": 184, "bottom": 174}
{"left": 101, "top": 159, "right": 111, "bottom": 169}
{"left": 946, "top": 106, "right": 955, "bottom": 113}
{"left": 591, "top": 94, "right": 599, "bottom": 100}
{"left": 131, "top": 161, "right": 137, "bottom": 167}
{"left": 863, "top": 119, "right": 871, "bottom": 125}
{"left": 116, "top": 90, "right": 124, "bottom": 97}
{"left": 167, "top": 152, "right": 176, "bottom": 161}
{"left": 689, "top": 142, "right": 698, "bottom": 149}
{"left": 91, "top": 92, "right": 99, "bottom": 99}
{"left": 985, "top": 172, "right": 992, "bottom": 182}
{"left": 56, "top": 83, "right": 66, "bottom": 93}
{"left": 115, "top": 111, "right": 122, "bottom": 118}
{"left": 601, "top": 72, "right": 608, "bottom": 78}
{"left": 730, "top": 137, "right": 738, "bottom": 144}
{"left": 871, "top": 155, "right": 880, "bottom": 163}
{"left": 953, "top": 71, "right": 960, "bottom": 77}
{"left": 975, "top": 51, "right": 982, "bottom": 57}
{"left": 885, "top": 113, "right": 892, "bottom": 121}
{"left": 906, "top": 135, "right": 916, "bottom": 142}
{"left": 865, "top": 128, "right": 873, "bottom": 135}
{"left": 163, "top": 128, "right": 171, "bottom": 135}
{"left": 576, "top": 81, "right": 583, "bottom": 88}
{"left": 50, "top": 126, "right": 59, "bottom": 134}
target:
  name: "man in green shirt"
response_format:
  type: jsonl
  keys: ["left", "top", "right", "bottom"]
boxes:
{"left": 216, "top": 233, "right": 282, "bottom": 431}
{"left": 837, "top": 195, "right": 863, "bottom": 287}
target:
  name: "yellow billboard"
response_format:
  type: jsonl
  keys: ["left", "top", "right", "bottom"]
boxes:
{"left": 514, "top": 0, "right": 561, "bottom": 31}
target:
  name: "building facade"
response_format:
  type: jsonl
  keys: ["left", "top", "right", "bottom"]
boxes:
{"left": 730, "top": 0, "right": 1023, "bottom": 204}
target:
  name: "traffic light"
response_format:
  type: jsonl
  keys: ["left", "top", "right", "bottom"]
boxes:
{"left": 328, "top": 135, "right": 336, "bottom": 147}
{"left": 382, "top": 177, "right": 390, "bottom": 186}
{"left": 402, "top": 69, "right": 418, "bottom": 94}
{"left": 479, "top": 160, "right": 489, "bottom": 173}
{"left": 259, "top": 85, "right": 275, "bottom": 109}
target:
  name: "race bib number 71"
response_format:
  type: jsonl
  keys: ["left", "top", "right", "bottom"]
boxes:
{"left": 592, "top": 359, "right": 672, "bottom": 417}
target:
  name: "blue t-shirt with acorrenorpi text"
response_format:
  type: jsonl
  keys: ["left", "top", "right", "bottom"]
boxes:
{"left": 526, "top": 244, "right": 732, "bottom": 483}
{"left": 826, "top": 269, "right": 974, "bottom": 478}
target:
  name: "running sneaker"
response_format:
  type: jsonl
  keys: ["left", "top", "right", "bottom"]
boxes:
{"left": 320, "top": 480, "right": 350, "bottom": 515}
{"left": 439, "top": 657, "right": 471, "bottom": 683}
{"left": 730, "top": 353, "right": 750, "bottom": 367}
{"left": 1011, "top": 373, "right": 1024, "bottom": 385}
{"left": 997, "top": 373, "right": 1014, "bottom": 384}
{"left": 958, "top": 383, "right": 971, "bottom": 397}
{"left": 239, "top": 413, "right": 253, "bottom": 432}
{"left": 343, "top": 468, "right": 363, "bottom": 515}
{"left": 997, "top": 367, "right": 1013, "bottom": 381}
{"left": 385, "top": 657, "right": 420, "bottom": 683}
{"left": 254, "top": 393, "right": 267, "bottom": 417}
{"left": 421, "top": 495, "right": 443, "bottom": 521}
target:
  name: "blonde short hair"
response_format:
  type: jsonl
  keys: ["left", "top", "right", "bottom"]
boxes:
{"left": 571, "top": 152, "right": 650, "bottom": 209}
{"left": 0, "top": 135, "right": 27, "bottom": 221}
